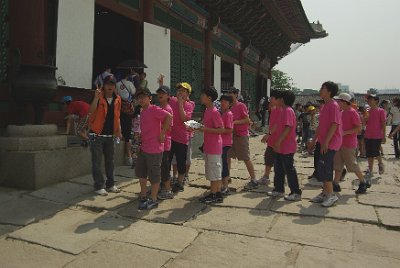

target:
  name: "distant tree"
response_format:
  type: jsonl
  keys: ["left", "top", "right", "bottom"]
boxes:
{"left": 271, "top": 69, "right": 293, "bottom": 90}
{"left": 368, "top": 88, "right": 378, "bottom": 94}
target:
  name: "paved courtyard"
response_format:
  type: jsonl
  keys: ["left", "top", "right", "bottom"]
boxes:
{"left": 1, "top": 136, "right": 400, "bottom": 267}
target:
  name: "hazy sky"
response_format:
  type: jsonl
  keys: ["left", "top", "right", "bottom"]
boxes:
{"left": 277, "top": 0, "right": 400, "bottom": 93}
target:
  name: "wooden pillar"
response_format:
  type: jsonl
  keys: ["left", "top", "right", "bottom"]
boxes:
{"left": 143, "top": 0, "right": 154, "bottom": 23}
{"left": 204, "top": 29, "right": 212, "bottom": 87}
{"left": 9, "top": 0, "right": 47, "bottom": 65}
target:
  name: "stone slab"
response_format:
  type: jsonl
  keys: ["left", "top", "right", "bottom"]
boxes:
{"left": 214, "top": 192, "right": 272, "bottom": 210}
{"left": 0, "top": 135, "right": 67, "bottom": 151}
{"left": 267, "top": 215, "right": 353, "bottom": 251}
{"left": 168, "top": 231, "right": 301, "bottom": 268}
{"left": 6, "top": 124, "right": 58, "bottom": 137}
{"left": 354, "top": 225, "right": 400, "bottom": 259}
{"left": 111, "top": 220, "right": 198, "bottom": 253}
{"left": 73, "top": 191, "right": 136, "bottom": 211}
{"left": 270, "top": 199, "right": 378, "bottom": 223}
{"left": 0, "top": 196, "right": 66, "bottom": 226}
{"left": 0, "top": 238, "right": 74, "bottom": 268}
{"left": 65, "top": 240, "right": 171, "bottom": 268}
{"left": 118, "top": 198, "right": 206, "bottom": 224}
{"left": 189, "top": 178, "right": 248, "bottom": 192}
{"left": 173, "top": 186, "right": 207, "bottom": 200}
{"left": 185, "top": 206, "right": 276, "bottom": 237}
{"left": 296, "top": 245, "right": 400, "bottom": 268}
{"left": 358, "top": 192, "right": 400, "bottom": 208}
{"left": 376, "top": 207, "right": 400, "bottom": 228}
{"left": 69, "top": 173, "right": 136, "bottom": 188}
{"left": 0, "top": 225, "right": 19, "bottom": 237}
{"left": 29, "top": 182, "right": 93, "bottom": 204}
{"left": 9, "top": 209, "right": 131, "bottom": 255}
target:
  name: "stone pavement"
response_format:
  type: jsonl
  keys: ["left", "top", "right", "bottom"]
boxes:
{"left": 1, "top": 137, "right": 400, "bottom": 267}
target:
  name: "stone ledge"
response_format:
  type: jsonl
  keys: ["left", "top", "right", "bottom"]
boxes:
{"left": 6, "top": 124, "right": 58, "bottom": 137}
{"left": 0, "top": 136, "right": 67, "bottom": 151}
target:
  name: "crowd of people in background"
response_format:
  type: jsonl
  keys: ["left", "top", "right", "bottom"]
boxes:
{"left": 62, "top": 70, "right": 398, "bottom": 209}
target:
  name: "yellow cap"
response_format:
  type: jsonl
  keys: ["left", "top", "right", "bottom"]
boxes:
{"left": 176, "top": 82, "right": 192, "bottom": 94}
{"left": 308, "top": 106, "right": 316, "bottom": 111}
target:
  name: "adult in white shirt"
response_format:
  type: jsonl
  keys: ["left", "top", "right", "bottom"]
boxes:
{"left": 388, "top": 97, "right": 400, "bottom": 158}
{"left": 116, "top": 70, "right": 136, "bottom": 165}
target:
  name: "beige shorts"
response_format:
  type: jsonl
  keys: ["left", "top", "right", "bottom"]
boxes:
{"left": 333, "top": 147, "right": 361, "bottom": 173}
{"left": 204, "top": 154, "right": 222, "bottom": 181}
{"left": 228, "top": 135, "right": 250, "bottom": 161}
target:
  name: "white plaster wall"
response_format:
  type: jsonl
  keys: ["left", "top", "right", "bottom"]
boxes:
{"left": 144, "top": 22, "right": 170, "bottom": 93}
{"left": 213, "top": 55, "right": 221, "bottom": 96}
{"left": 267, "top": 78, "right": 271, "bottom": 97}
{"left": 234, "top": 64, "right": 241, "bottom": 89}
{"left": 56, "top": 0, "right": 95, "bottom": 89}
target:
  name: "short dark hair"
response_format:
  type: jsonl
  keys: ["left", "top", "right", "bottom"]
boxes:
{"left": 202, "top": 86, "right": 219, "bottom": 102}
{"left": 282, "top": 90, "right": 295, "bottom": 106}
{"left": 220, "top": 95, "right": 233, "bottom": 103}
{"left": 321, "top": 81, "right": 339, "bottom": 97}
{"left": 270, "top": 89, "right": 283, "bottom": 99}
{"left": 227, "top": 87, "right": 239, "bottom": 95}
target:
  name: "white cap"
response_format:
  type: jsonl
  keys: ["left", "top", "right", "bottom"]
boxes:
{"left": 334, "top": 93, "right": 352, "bottom": 103}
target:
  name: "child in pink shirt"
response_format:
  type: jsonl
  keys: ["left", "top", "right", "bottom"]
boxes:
{"left": 135, "top": 88, "right": 172, "bottom": 210}
{"left": 258, "top": 90, "right": 283, "bottom": 185}
{"left": 309, "top": 81, "right": 342, "bottom": 207}
{"left": 156, "top": 86, "right": 175, "bottom": 200}
{"left": 219, "top": 95, "right": 234, "bottom": 194}
{"left": 198, "top": 86, "right": 225, "bottom": 204}
{"left": 364, "top": 94, "right": 386, "bottom": 177}
{"left": 267, "top": 90, "right": 302, "bottom": 201}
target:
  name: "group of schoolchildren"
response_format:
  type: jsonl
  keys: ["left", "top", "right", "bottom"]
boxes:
{"left": 87, "top": 76, "right": 384, "bottom": 210}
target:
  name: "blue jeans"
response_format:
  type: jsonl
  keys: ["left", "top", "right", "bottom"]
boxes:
{"left": 273, "top": 153, "right": 301, "bottom": 194}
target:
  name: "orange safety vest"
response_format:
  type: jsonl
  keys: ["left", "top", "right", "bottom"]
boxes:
{"left": 89, "top": 94, "right": 121, "bottom": 137}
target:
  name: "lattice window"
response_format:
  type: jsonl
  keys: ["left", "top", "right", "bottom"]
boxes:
{"left": 0, "top": 0, "right": 9, "bottom": 81}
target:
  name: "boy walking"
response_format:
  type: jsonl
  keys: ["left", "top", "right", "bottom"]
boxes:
{"left": 227, "top": 87, "right": 258, "bottom": 190}
{"left": 333, "top": 93, "right": 370, "bottom": 194}
{"left": 364, "top": 94, "right": 386, "bottom": 178}
{"left": 220, "top": 95, "right": 234, "bottom": 195}
{"left": 135, "top": 88, "right": 172, "bottom": 210}
{"left": 88, "top": 75, "right": 122, "bottom": 196}
{"left": 267, "top": 90, "right": 302, "bottom": 201}
{"left": 309, "top": 81, "right": 342, "bottom": 207}
{"left": 198, "top": 86, "right": 225, "bottom": 204}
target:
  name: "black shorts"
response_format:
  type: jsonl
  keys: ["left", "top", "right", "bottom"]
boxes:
{"left": 316, "top": 149, "right": 336, "bottom": 182}
{"left": 365, "top": 138, "right": 382, "bottom": 158}
{"left": 120, "top": 113, "right": 132, "bottom": 142}
{"left": 264, "top": 146, "right": 276, "bottom": 167}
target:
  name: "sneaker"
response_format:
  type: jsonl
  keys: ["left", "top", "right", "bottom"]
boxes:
{"left": 355, "top": 182, "right": 368, "bottom": 194}
{"left": 215, "top": 192, "right": 224, "bottom": 203}
{"left": 95, "top": 188, "right": 108, "bottom": 196}
{"left": 333, "top": 183, "right": 341, "bottom": 193}
{"left": 284, "top": 192, "right": 302, "bottom": 201}
{"left": 256, "top": 175, "right": 270, "bottom": 185}
{"left": 172, "top": 182, "right": 184, "bottom": 192}
{"left": 158, "top": 190, "right": 174, "bottom": 200}
{"left": 378, "top": 163, "right": 384, "bottom": 175}
{"left": 267, "top": 191, "right": 284, "bottom": 198}
{"left": 106, "top": 185, "right": 121, "bottom": 193}
{"left": 340, "top": 168, "right": 347, "bottom": 181}
{"left": 310, "top": 192, "right": 326, "bottom": 203}
{"left": 146, "top": 199, "right": 159, "bottom": 210}
{"left": 199, "top": 193, "right": 215, "bottom": 204}
{"left": 221, "top": 187, "right": 230, "bottom": 196}
{"left": 244, "top": 180, "right": 259, "bottom": 190}
{"left": 138, "top": 197, "right": 148, "bottom": 210}
{"left": 321, "top": 193, "right": 338, "bottom": 207}
{"left": 365, "top": 178, "right": 372, "bottom": 188}
{"left": 364, "top": 169, "right": 372, "bottom": 179}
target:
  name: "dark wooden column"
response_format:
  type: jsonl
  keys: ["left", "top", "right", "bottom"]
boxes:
{"left": 143, "top": 0, "right": 154, "bottom": 23}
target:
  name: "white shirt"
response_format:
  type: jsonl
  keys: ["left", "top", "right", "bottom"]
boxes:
{"left": 116, "top": 79, "right": 135, "bottom": 101}
{"left": 389, "top": 106, "right": 400, "bottom": 125}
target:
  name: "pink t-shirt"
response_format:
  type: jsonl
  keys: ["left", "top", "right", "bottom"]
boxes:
{"left": 230, "top": 101, "right": 249, "bottom": 137}
{"left": 276, "top": 107, "right": 297, "bottom": 154}
{"left": 203, "top": 106, "right": 224, "bottom": 155}
{"left": 161, "top": 104, "right": 173, "bottom": 151}
{"left": 169, "top": 96, "right": 194, "bottom": 145}
{"left": 140, "top": 105, "right": 170, "bottom": 154}
{"left": 365, "top": 107, "right": 386, "bottom": 139}
{"left": 318, "top": 100, "right": 342, "bottom": 151}
{"left": 189, "top": 100, "right": 196, "bottom": 138}
{"left": 267, "top": 107, "right": 282, "bottom": 147}
{"left": 341, "top": 108, "right": 361, "bottom": 148}
{"left": 221, "top": 110, "right": 233, "bottom": 146}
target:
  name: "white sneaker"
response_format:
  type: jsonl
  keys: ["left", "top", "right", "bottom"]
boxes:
{"left": 284, "top": 193, "right": 302, "bottom": 201}
{"left": 321, "top": 193, "right": 338, "bottom": 207}
{"left": 256, "top": 176, "right": 270, "bottom": 185}
{"left": 106, "top": 186, "right": 121, "bottom": 193}
{"left": 95, "top": 189, "right": 108, "bottom": 196}
{"left": 310, "top": 192, "right": 326, "bottom": 203}
{"left": 267, "top": 191, "right": 284, "bottom": 198}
